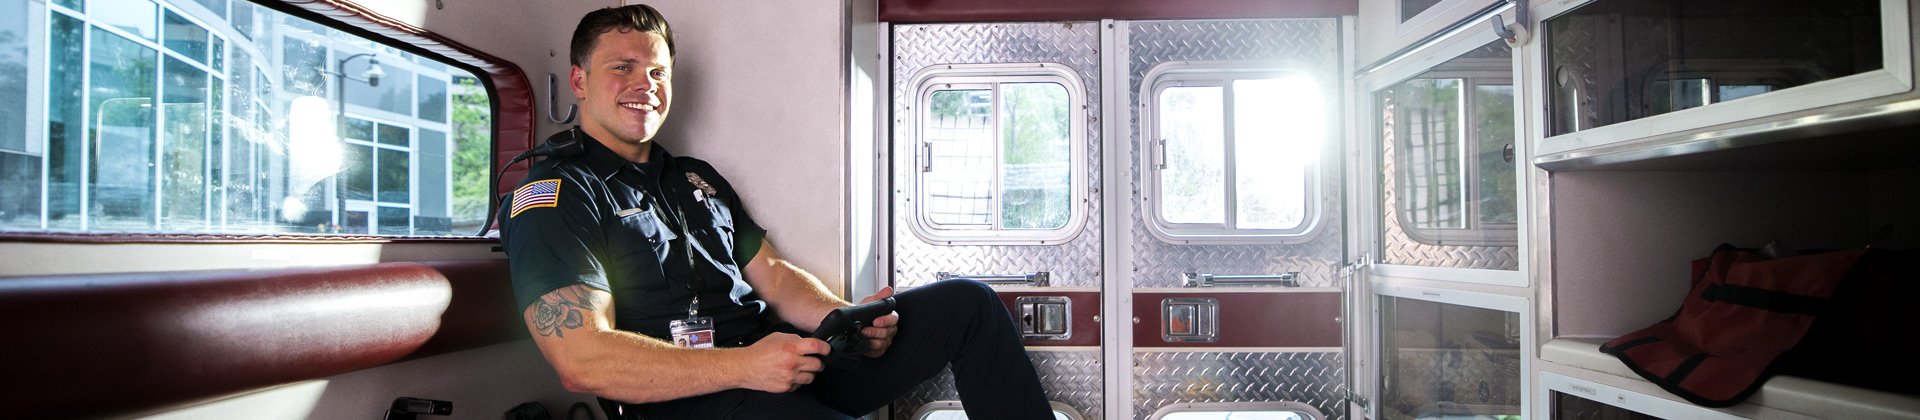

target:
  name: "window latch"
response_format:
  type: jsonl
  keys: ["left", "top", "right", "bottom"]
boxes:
{"left": 1156, "top": 138, "right": 1169, "bottom": 169}
{"left": 921, "top": 141, "right": 933, "bottom": 172}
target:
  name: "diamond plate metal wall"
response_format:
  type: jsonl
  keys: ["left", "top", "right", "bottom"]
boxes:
{"left": 1126, "top": 20, "right": 1346, "bottom": 288}
{"left": 891, "top": 23, "right": 1104, "bottom": 289}
{"left": 1545, "top": 14, "right": 1620, "bottom": 136}
{"left": 889, "top": 23, "right": 1105, "bottom": 419}
{"left": 1134, "top": 352, "right": 1346, "bottom": 420}
{"left": 893, "top": 350, "right": 1105, "bottom": 420}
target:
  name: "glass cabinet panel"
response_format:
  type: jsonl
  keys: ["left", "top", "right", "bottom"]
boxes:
{"left": 1379, "top": 296, "right": 1522, "bottom": 420}
{"left": 1545, "top": 0, "right": 1883, "bottom": 135}
{"left": 1550, "top": 392, "right": 1659, "bottom": 420}
{"left": 1374, "top": 40, "right": 1519, "bottom": 270}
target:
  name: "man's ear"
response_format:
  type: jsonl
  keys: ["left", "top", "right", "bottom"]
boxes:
{"left": 570, "top": 65, "right": 588, "bottom": 101}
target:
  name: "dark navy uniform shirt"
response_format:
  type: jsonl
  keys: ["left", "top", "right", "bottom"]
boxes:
{"left": 502, "top": 129, "right": 769, "bottom": 345}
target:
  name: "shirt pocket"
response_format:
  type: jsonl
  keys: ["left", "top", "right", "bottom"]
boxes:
{"left": 609, "top": 208, "right": 677, "bottom": 291}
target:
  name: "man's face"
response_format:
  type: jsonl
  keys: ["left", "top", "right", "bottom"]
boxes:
{"left": 572, "top": 30, "right": 673, "bottom": 151}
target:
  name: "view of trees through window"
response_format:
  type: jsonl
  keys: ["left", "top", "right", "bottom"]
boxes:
{"left": 923, "top": 80, "right": 1072, "bottom": 232}
{"left": 1150, "top": 70, "right": 1323, "bottom": 237}
{"left": 0, "top": 0, "right": 494, "bottom": 237}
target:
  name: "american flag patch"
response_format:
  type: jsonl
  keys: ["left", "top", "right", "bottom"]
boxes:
{"left": 510, "top": 179, "right": 561, "bottom": 218}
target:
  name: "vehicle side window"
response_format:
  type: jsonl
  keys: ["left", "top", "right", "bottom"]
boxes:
{"left": 2, "top": 0, "right": 494, "bottom": 237}
{"left": 1142, "top": 62, "right": 1329, "bottom": 243}
{"left": 909, "top": 64, "right": 1087, "bottom": 245}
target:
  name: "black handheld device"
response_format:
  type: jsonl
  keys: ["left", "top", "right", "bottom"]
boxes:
{"left": 810, "top": 297, "right": 897, "bottom": 369}
{"left": 384, "top": 397, "right": 452, "bottom": 420}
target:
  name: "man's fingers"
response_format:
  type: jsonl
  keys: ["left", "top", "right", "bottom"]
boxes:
{"left": 868, "top": 312, "right": 899, "bottom": 328}
{"left": 859, "top": 286, "right": 895, "bottom": 304}
{"left": 861, "top": 324, "right": 895, "bottom": 339}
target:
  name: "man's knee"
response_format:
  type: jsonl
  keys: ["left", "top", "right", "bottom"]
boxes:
{"left": 927, "top": 278, "right": 1000, "bottom": 308}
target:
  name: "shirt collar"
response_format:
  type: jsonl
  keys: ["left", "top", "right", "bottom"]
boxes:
{"left": 571, "top": 128, "right": 675, "bottom": 181}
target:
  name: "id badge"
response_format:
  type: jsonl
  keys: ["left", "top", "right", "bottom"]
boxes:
{"left": 669, "top": 316, "right": 715, "bottom": 348}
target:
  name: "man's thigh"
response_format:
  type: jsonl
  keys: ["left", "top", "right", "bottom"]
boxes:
{"left": 812, "top": 280, "right": 1005, "bottom": 413}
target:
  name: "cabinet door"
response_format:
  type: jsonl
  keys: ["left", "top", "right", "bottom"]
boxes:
{"left": 1117, "top": 19, "right": 1349, "bottom": 420}
{"left": 889, "top": 22, "right": 1105, "bottom": 420}
{"left": 1353, "top": 15, "right": 1532, "bottom": 420}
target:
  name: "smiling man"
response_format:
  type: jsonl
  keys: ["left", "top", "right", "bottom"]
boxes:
{"left": 498, "top": 5, "right": 1052, "bottom": 419}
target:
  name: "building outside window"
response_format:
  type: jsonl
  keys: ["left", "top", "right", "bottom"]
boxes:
{"left": 0, "top": 0, "right": 494, "bottom": 237}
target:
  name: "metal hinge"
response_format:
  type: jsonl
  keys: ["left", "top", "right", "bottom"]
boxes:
{"left": 1339, "top": 253, "right": 1373, "bottom": 282}
{"left": 1344, "top": 389, "right": 1372, "bottom": 410}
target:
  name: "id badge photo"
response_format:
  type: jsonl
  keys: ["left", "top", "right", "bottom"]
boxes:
{"left": 669, "top": 316, "right": 714, "bottom": 348}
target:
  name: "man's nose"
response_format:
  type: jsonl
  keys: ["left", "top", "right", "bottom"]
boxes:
{"left": 635, "top": 78, "right": 658, "bottom": 94}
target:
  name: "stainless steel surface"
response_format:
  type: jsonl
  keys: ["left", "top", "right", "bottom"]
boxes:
{"left": 1160, "top": 298, "right": 1219, "bottom": 343}
{"left": 894, "top": 350, "right": 1105, "bottom": 420}
{"left": 892, "top": 22, "right": 1104, "bottom": 289}
{"left": 1134, "top": 351, "right": 1347, "bottom": 420}
{"left": 1182, "top": 272, "right": 1302, "bottom": 288}
{"left": 1018, "top": 295, "right": 1075, "bottom": 340}
{"left": 1127, "top": 20, "right": 1347, "bottom": 289}
{"left": 937, "top": 271, "right": 1052, "bottom": 287}
{"left": 1534, "top": 97, "right": 1920, "bottom": 171}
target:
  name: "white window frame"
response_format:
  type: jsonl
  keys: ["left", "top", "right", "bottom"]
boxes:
{"left": 1139, "top": 60, "right": 1329, "bottom": 245}
{"left": 906, "top": 63, "right": 1088, "bottom": 245}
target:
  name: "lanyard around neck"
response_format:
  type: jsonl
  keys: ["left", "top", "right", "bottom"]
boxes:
{"left": 639, "top": 164, "right": 704, "bottom": 313}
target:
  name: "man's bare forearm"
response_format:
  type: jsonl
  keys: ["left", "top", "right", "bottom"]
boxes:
{"left": 740, "top": 241, "right": 850, "bottom": 332}
{"left": 525, "top": 285, "right": 749, "bottom": 403}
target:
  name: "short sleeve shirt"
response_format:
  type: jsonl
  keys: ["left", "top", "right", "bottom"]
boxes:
{"left": 501, "top": 129, "right": 769, "bottom": 345}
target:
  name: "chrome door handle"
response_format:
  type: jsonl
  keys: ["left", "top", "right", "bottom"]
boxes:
{"left": 936, "top": 271, "right": 1051, "bottom": 287}
{"left": 1182, "top": 272, "right": 1299, "bottom": 287}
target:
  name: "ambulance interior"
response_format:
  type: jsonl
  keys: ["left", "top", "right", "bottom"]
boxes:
{"left": 0, "top": 0, "right": 1916, "bottom": 419}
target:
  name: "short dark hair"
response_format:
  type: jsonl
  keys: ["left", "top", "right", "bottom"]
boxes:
{"left": 569, "top": 4, "right": 675, "bottom": 67}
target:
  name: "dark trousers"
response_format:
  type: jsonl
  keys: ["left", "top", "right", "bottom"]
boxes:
{"left": 604, "top": 279, "right": 1052, "bottom": 419}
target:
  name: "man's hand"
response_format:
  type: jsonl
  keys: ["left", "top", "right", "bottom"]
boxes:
{"left": 737, "top": 333, "right": 829, "bottom": 393}
{"left": 857, "top": 287, "right": 900, "bottom": 358}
